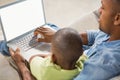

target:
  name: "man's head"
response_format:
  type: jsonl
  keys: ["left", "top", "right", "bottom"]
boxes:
{"left": 51, "top": 28, "right": 83, "bottom": 68}
{"left": 99, "top": 0, "right": 120, "bottom": 35}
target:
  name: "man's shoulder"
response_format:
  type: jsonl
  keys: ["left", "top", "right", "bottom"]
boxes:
{"left": 95, "top": 30, "right": 109, "bottom": 40}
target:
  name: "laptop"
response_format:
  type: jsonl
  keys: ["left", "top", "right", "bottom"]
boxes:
{"left": 0, "top": 0, "right": 54, "bottom": 61}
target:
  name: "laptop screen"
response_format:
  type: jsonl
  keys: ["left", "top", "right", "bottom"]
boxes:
{"left": 0, "top": 0, "right": 45, "bottom": 41}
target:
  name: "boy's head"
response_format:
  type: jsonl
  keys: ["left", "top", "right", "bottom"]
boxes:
{"left": 51, "top": 28, "right": 83, "bottom": 69}
{"left": 99, "top": 0, "right": 120, "bottom": 35}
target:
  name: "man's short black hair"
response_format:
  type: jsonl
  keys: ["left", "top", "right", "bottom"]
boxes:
{"left": 116, "top": 0, "right": 120, "bottom": 3}
{"left": 115, "top": 0, "right": 120, "bottom": 11}
{"left": 114, "top": 0, "right": 120, "bottom": 5}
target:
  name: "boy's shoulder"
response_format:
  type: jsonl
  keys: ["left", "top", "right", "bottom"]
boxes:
{"left": 76, "top": 54, "right": 87, "bottom": 70}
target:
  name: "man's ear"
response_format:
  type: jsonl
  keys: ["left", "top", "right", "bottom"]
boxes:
{"left": 114, "top": 13, "right": 120, "bottom": 26}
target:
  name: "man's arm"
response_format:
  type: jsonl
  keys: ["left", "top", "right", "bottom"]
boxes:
{"left": 9, "top": 48, "right": 36, "bottom": 80}
{"left": 17, "top": 61, "right": 36, "bottom": 80}
{"left": 29, "top": 53, "right": 51, "bottom": 63}
{"left": 34, "top": 26, "right": 89, "bottom": 45}
{"left": 79, "top": 32, "right": 88, "bottom": 45}
{"left": 80, "top": 30, "right": 100, "bottom": 46}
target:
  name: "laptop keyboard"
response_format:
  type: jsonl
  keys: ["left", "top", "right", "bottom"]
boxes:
{"left": 14, "top": 32, "right": 39, "bottom": 51}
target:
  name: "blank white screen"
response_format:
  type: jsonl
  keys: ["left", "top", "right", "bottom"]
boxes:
{"left": 0, "top": 0, "right": 45, "bottom": 41}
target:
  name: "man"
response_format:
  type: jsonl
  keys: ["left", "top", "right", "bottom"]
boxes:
{"left": 34, "top": 0, "right": 120, "bottom": 80}
{"left": 74, "top": 0, "right": 120, "bottom": 79}
{"left": 9, "top": 0, "right": 120, "bottom": 80}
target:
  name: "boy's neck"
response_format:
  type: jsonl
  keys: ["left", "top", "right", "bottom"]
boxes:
{"left": 59, "top": 61, "right": 76, "bottom": 70}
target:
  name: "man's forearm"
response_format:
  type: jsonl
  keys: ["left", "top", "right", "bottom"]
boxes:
{"left": 16, "top": 62, "right": 36, "bottom": 80}
{"left": 79, "top": 32, "right": 88, "bottom": 45}
{"left": 9, "top": 48, "right": 36, "bottom": 80}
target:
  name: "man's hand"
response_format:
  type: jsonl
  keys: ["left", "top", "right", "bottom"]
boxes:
{"left": 34, "top": 27, "right": 56, "bottom": 43}
{"left": 9, "top": 48, "right": 25, "bottom": 63}
{"left": 9, "top": 48, "right": 36, "bottom": 80}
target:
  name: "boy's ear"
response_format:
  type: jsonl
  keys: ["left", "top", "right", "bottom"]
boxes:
{"left": 114, "top": 13, "right": 120, "bottom": 26}
{"left": 51, "top": 54, "right": 57, "bottom": 63}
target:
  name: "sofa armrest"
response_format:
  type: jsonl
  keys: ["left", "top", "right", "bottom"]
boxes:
{"left": 0, "top": 54, "right": 21, "bottom": 80}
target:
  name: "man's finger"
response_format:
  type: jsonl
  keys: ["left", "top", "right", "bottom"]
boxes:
{"left": 9, "top": 48, "right": 15, "bottom": 56}
{"left": 34, "top": 30, "right": 43, "bottom": 36}
{"left": 16, "top": 48, "right": 20, "bottom": 53}
{"left": 37, "top": 38, "right": 45, "bottom": 42}
{"left": 34, "top": 30, "right": 39, "bottom": 36}
{"left": 36, "top": 27, "right": 50, "bottom": 33}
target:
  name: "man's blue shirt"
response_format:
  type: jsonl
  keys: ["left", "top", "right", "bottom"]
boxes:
{"left": 74, "top": 30, "right": 120, "bottom": 80}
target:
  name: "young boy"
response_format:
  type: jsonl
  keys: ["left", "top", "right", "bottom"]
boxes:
{"left": 10, "top": 28, "right": 87, "bottom": 80}
{"left": 29, "top": 28, "right": 87, "bottom": 80}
